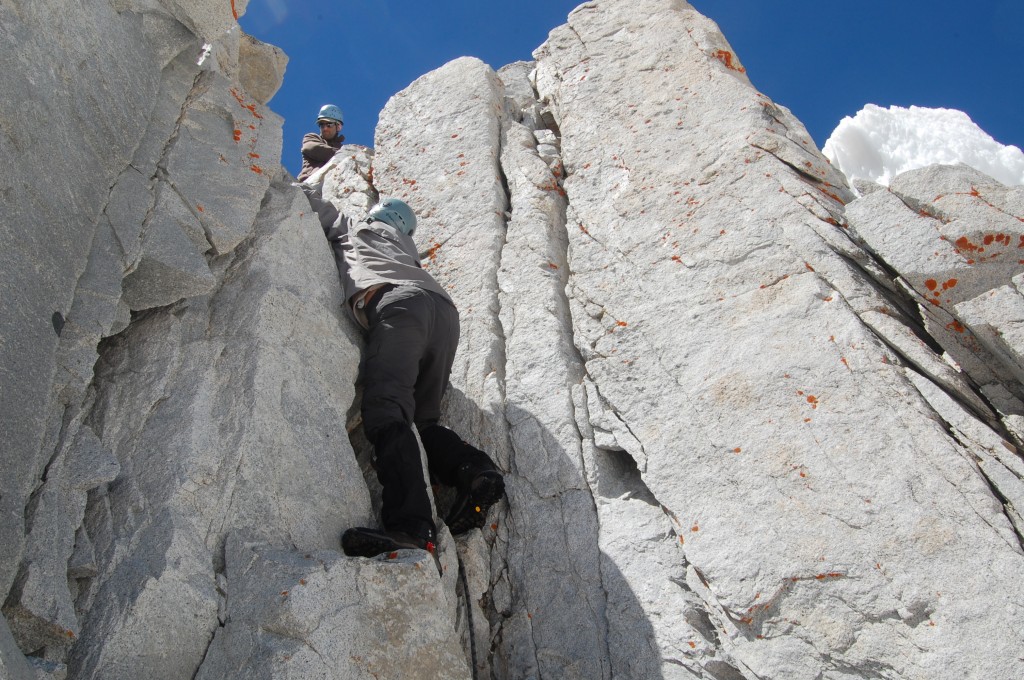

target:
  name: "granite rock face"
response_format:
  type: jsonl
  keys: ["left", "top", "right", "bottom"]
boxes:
{"left": 2, "top": 0, "right": 1023, "bottom": 679}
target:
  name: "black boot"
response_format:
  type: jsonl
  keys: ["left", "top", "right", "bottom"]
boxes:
{"left": 418, "top": 423, "right": 505, "bottom": 535}
{"left": 445, "top": 464, "right": 505, "bottom": 535}
{"left": 341, "top": 527, "right": 437, "bottom": 558}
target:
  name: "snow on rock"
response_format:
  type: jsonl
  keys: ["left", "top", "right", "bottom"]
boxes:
{"left": 823, "top": 104, "right": 1024, "bottom": 188}
{"left": 2, "top": 1, "right": 1024, "bottom": 679}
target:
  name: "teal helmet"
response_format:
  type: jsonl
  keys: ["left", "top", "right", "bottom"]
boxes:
{"left": 316, "top": 104, "right": 344, "bottom": 125}
{"left": 367, "top": 198, "right": 417, "bottom": 236}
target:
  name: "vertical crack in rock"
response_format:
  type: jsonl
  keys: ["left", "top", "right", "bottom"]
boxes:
{"left": 958, "top": 449, "right": 1024, "bottom": 552}
{"left": 156, "top": 67, "right": 210, "bottom": 179}
{"left": 902, "top": 372, "right": 1024, "bottom": 552}
{"left": 533, "top": 5, "right": 789, "bottom": 675}
{"left": 148, "top": 68, "right": 216, "bottom": 255}
{"left": 495, "top": 58, "right": 616, "bottom": 678}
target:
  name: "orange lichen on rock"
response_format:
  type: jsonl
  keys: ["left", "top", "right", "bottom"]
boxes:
{"left": 539, "top": 178, "right": 567, "bottom": 196}
{"left": 230, "top": 88, "right": 264, "bottom": 119}
{"left": 713, "top": 50, "right": 746, "bottom": 72}
{"left": 954, "top": 236, "right": 980, "bottom": 253}
{"left": 819, "top": 186, "right": 847, "bottom": 205}
{"left": 789, "top": 571, "right": 845, "bottom": 583}
{"left": 425, "top": 241, "right": 442, "bottom": 261}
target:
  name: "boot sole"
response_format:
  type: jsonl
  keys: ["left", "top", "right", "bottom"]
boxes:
{"left": 342, "top": 529, "right": 432, "bottom": 558}
{"left": 445, "top": 470, "right": 505, "bottom": 535}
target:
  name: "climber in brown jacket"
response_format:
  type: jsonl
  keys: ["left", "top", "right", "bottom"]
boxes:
{"left": 296, "top": 104, "right": 345, "bottom": 182}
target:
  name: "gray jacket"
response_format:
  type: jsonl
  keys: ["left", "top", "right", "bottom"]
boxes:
{"left": 306, "top": 188, "right": 453, "bottom": 328}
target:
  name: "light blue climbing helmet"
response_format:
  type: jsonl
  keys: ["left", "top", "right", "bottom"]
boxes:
{"left": 316, "top": 104, "right": 344, "bottom": 125}
{"left": 367, "top": 198, "right": 417, "bottom": 236}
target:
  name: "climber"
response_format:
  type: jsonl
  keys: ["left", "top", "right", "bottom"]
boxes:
{"left": 302, "top": 188, "right": 505, "bottom": 560}
{"left": 296, "top": 104, "right": 345, "bottom": 182}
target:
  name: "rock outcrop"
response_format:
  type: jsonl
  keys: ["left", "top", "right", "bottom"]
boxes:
{"left": 2, "top": 0, "right": 1023, "bottom": 678}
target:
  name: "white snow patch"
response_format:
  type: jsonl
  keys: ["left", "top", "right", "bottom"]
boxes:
{"left": 823, "top": 104, "right": 1024, "bottom": 188}
{"left": 198, "top": 43, "right": 213, "bottom": 66}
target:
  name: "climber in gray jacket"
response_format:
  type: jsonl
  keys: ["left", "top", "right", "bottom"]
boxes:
{"left": 303, "top": 187, "right": 504, "bottom": 560}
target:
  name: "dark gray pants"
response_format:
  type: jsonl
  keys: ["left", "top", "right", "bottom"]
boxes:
{"left": 361, "top": 287, "right": 467, "bottom": 539}
{"left": 362, "top": 286, "right": 459, "bottom": 436}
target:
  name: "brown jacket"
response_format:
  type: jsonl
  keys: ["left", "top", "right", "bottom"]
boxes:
{"left": 297, "top": 131, "right": 344, "bottom": 181}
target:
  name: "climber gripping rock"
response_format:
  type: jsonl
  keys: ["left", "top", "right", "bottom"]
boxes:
{"left": 303, "top": 189, "right": 505, "bottom": 561}
{"left": 296, "top": 104, "right": 345, "bottom": 182}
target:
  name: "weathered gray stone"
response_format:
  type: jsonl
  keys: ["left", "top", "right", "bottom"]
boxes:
{"left": 3, "top": 427, "right": 118, "bottom": 656}
{"left": 956, "top": 275, "right": 1024, "bottom": 385}
{"left": 373, "top": 55, "right": 511, "bottom": 460}
{"left": 846, "top": 164, "right": 1024, "bottom": 417}
{"left": 526, "top": 1, "right": 1024, "bottom": 678}
{"left": 316, "top": 145, "right": 377, "bottom": 217}
{"left": 164, "top": 70, "right": 281, "bottom": 255}
{"left": 238, "top": 32, "right": 288, "bottom": 105}
{"left": 148, "top": 0, "right": 248, "bottom": 43}
{"left": 0, "top": 0, "right": 163, "bottom": 603}
{"left": 27, "top": 657, "right": 67, "bottom": 680}
{"left": 194, "top": 534, "right": 469, "bottom": 679}
{"left": 66, "top": 176, "right": 370, "bottom": 679}
{"left": 372, "top": 57, "right": 518, "bottom": 679}
{"left": 0, "top": 615, "right": 35, "bottom": 680}
{"left": 496, "top": 85, "right": 613, "bottom": 680}
{"left": 4, "top": 1, "right": 1024, "bottom": 678}
{"left": 121, "top": 183, "right": 216, "bottom": 311}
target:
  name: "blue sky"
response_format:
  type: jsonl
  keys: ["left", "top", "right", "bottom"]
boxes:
{"left": 240, "top": 0, "right": 1023, "bottom": 179}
